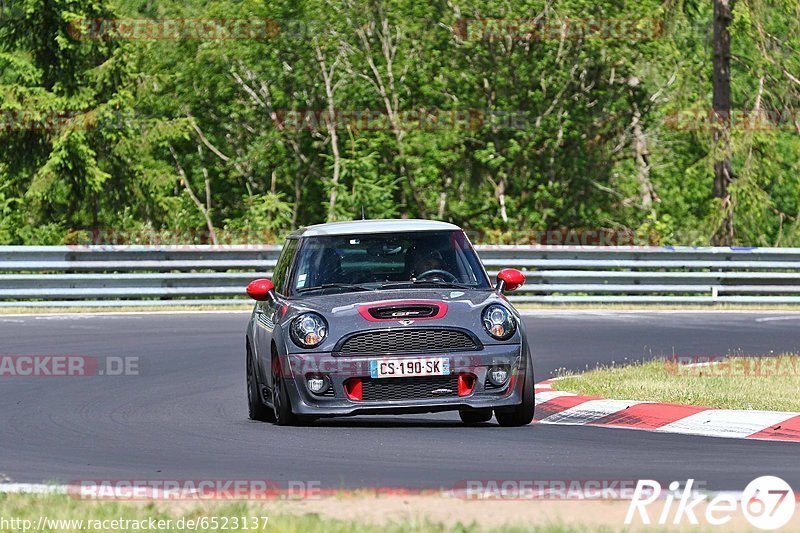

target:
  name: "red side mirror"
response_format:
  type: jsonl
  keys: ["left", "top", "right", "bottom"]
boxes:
{"left": 247, "top": 278, "right": 275, "bottom": 301}
{"left": 497, "top": 269, "right": 525, "bottom": 292}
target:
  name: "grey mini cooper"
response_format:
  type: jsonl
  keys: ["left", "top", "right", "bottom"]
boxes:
{"left": 245, "top": 219, "right": 533, "bottom": 426}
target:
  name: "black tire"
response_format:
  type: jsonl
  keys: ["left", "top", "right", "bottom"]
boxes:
{"left": 271, "top": 354, "right": 300, "bottom": 426}
{"left": 495, "top": 358, "right": 535, "bottom": 427}
{"left": 247, "top": 349, "right": 274, "bottom": 422}
{"left": 459, "top": 409, "right": 493, "bottom": 425}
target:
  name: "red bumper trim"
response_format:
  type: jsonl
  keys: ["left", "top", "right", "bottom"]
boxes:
{"left": 344, "top": 378, "right": 363, "bottom": 401}
{"left": 458, "top": 374, "right": 477, "bottom": 397}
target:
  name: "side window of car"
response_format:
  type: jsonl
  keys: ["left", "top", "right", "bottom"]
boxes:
{"left": 272, "top": 239, "right": 298, "bottom": 296}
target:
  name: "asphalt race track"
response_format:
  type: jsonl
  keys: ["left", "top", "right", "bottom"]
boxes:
{"left": 1, "top": 311, "right": 799, "bottom": 491}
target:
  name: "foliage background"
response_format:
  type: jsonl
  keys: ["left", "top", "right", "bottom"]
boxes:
{"left": 1, "top": 0, "right": 798, "bottom": 245}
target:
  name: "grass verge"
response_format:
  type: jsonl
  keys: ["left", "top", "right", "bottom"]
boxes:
{"left": 0, "top": 493, "right": 639, "bottom": 533}
{"left": 555, "top": 355, "right": 800, "bottom": 411}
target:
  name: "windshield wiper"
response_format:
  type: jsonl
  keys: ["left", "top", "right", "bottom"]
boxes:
{"left": 297, "top": 283, "right": 374, "bottom": 294}
{"left": 379, "top": 280, "right": 476, "bottom": 290}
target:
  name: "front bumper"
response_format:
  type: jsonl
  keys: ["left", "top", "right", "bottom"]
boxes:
{"left": 280, "top": 344, "right": 525, "bottom": 416}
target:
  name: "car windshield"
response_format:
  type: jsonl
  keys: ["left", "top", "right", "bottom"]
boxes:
{"left": 291, "top": 230, "right": 491, "bottom": 295}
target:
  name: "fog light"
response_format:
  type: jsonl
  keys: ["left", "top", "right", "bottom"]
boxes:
{"left": 306, "top": 375, "right": 329, "bottom": 395}
{"left": 488, "top": 366, "right": 510, "bottom": 387}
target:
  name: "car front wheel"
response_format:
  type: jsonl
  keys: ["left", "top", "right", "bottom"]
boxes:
{"left": 247, "top": 348, "right": 274, "bottom": 422}
{"left": 494, "top": 359, "right": 535, "bottom": 427}
{"left": 271, "top": 354, "right": 300, "bottom": 426}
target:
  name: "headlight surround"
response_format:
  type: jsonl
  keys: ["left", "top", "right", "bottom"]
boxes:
{"left": 482, "top": 304, "right": 516, "bottom": 340}
{"left": 290, "top": 313, "right": 328, "bottom": 348}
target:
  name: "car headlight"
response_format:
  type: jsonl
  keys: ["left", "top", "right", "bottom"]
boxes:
{"left": 290, "top": 313, "right": 328, "bottom": 348}
{"left": 482, "top": 304, "right": 516, "bottom": 340}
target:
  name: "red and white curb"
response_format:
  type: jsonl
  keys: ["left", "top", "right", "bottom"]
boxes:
{"left": 534, "top": 379, "right": 800, "bottom": 442}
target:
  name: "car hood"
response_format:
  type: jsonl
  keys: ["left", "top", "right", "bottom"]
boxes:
{"left": 280, "top": 288, "right": 520, "bottom": 352}
{"left": 290, "top": 288, "right": 502, "bottom": 313}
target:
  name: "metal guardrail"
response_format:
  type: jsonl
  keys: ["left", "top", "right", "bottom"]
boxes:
{"left": 2, "top": 245, "right": 800, "bottom": 306}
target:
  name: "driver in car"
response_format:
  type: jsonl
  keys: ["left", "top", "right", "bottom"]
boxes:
{"left": 411, "top": 248, "right": 447, "bottom": 280}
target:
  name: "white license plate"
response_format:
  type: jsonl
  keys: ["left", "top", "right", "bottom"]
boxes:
{"left": 369, "top": 358, "right": 450, "bottom": 379}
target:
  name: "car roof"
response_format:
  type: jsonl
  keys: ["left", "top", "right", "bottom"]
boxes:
{"left": 289, "top": 219, "right": 462, "bottom": 238}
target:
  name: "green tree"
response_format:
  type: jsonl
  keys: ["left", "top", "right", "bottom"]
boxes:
{"left": 0, "top": 0, "right": 138, "bottom": 242}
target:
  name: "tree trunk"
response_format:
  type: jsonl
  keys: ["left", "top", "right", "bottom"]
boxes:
{"left": 497, "top": 176, "right": 509, "bottom": 224}
{"left": 314, "top": 43, "right": 342, "bottom": 222}
{"left": 437, "top": 176, "right": 453, "bottom": 219}
{"left": 169, "top": 145, "right": 218, "bottom": 245}
{"left": 632, "top": 105, "right": 657, "bottom": 215}
{"left": 712, "top": 0, "right": 734, "bottom": 245}
{"left": 354, "top": 19, "right": 427, "bottom": 218}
